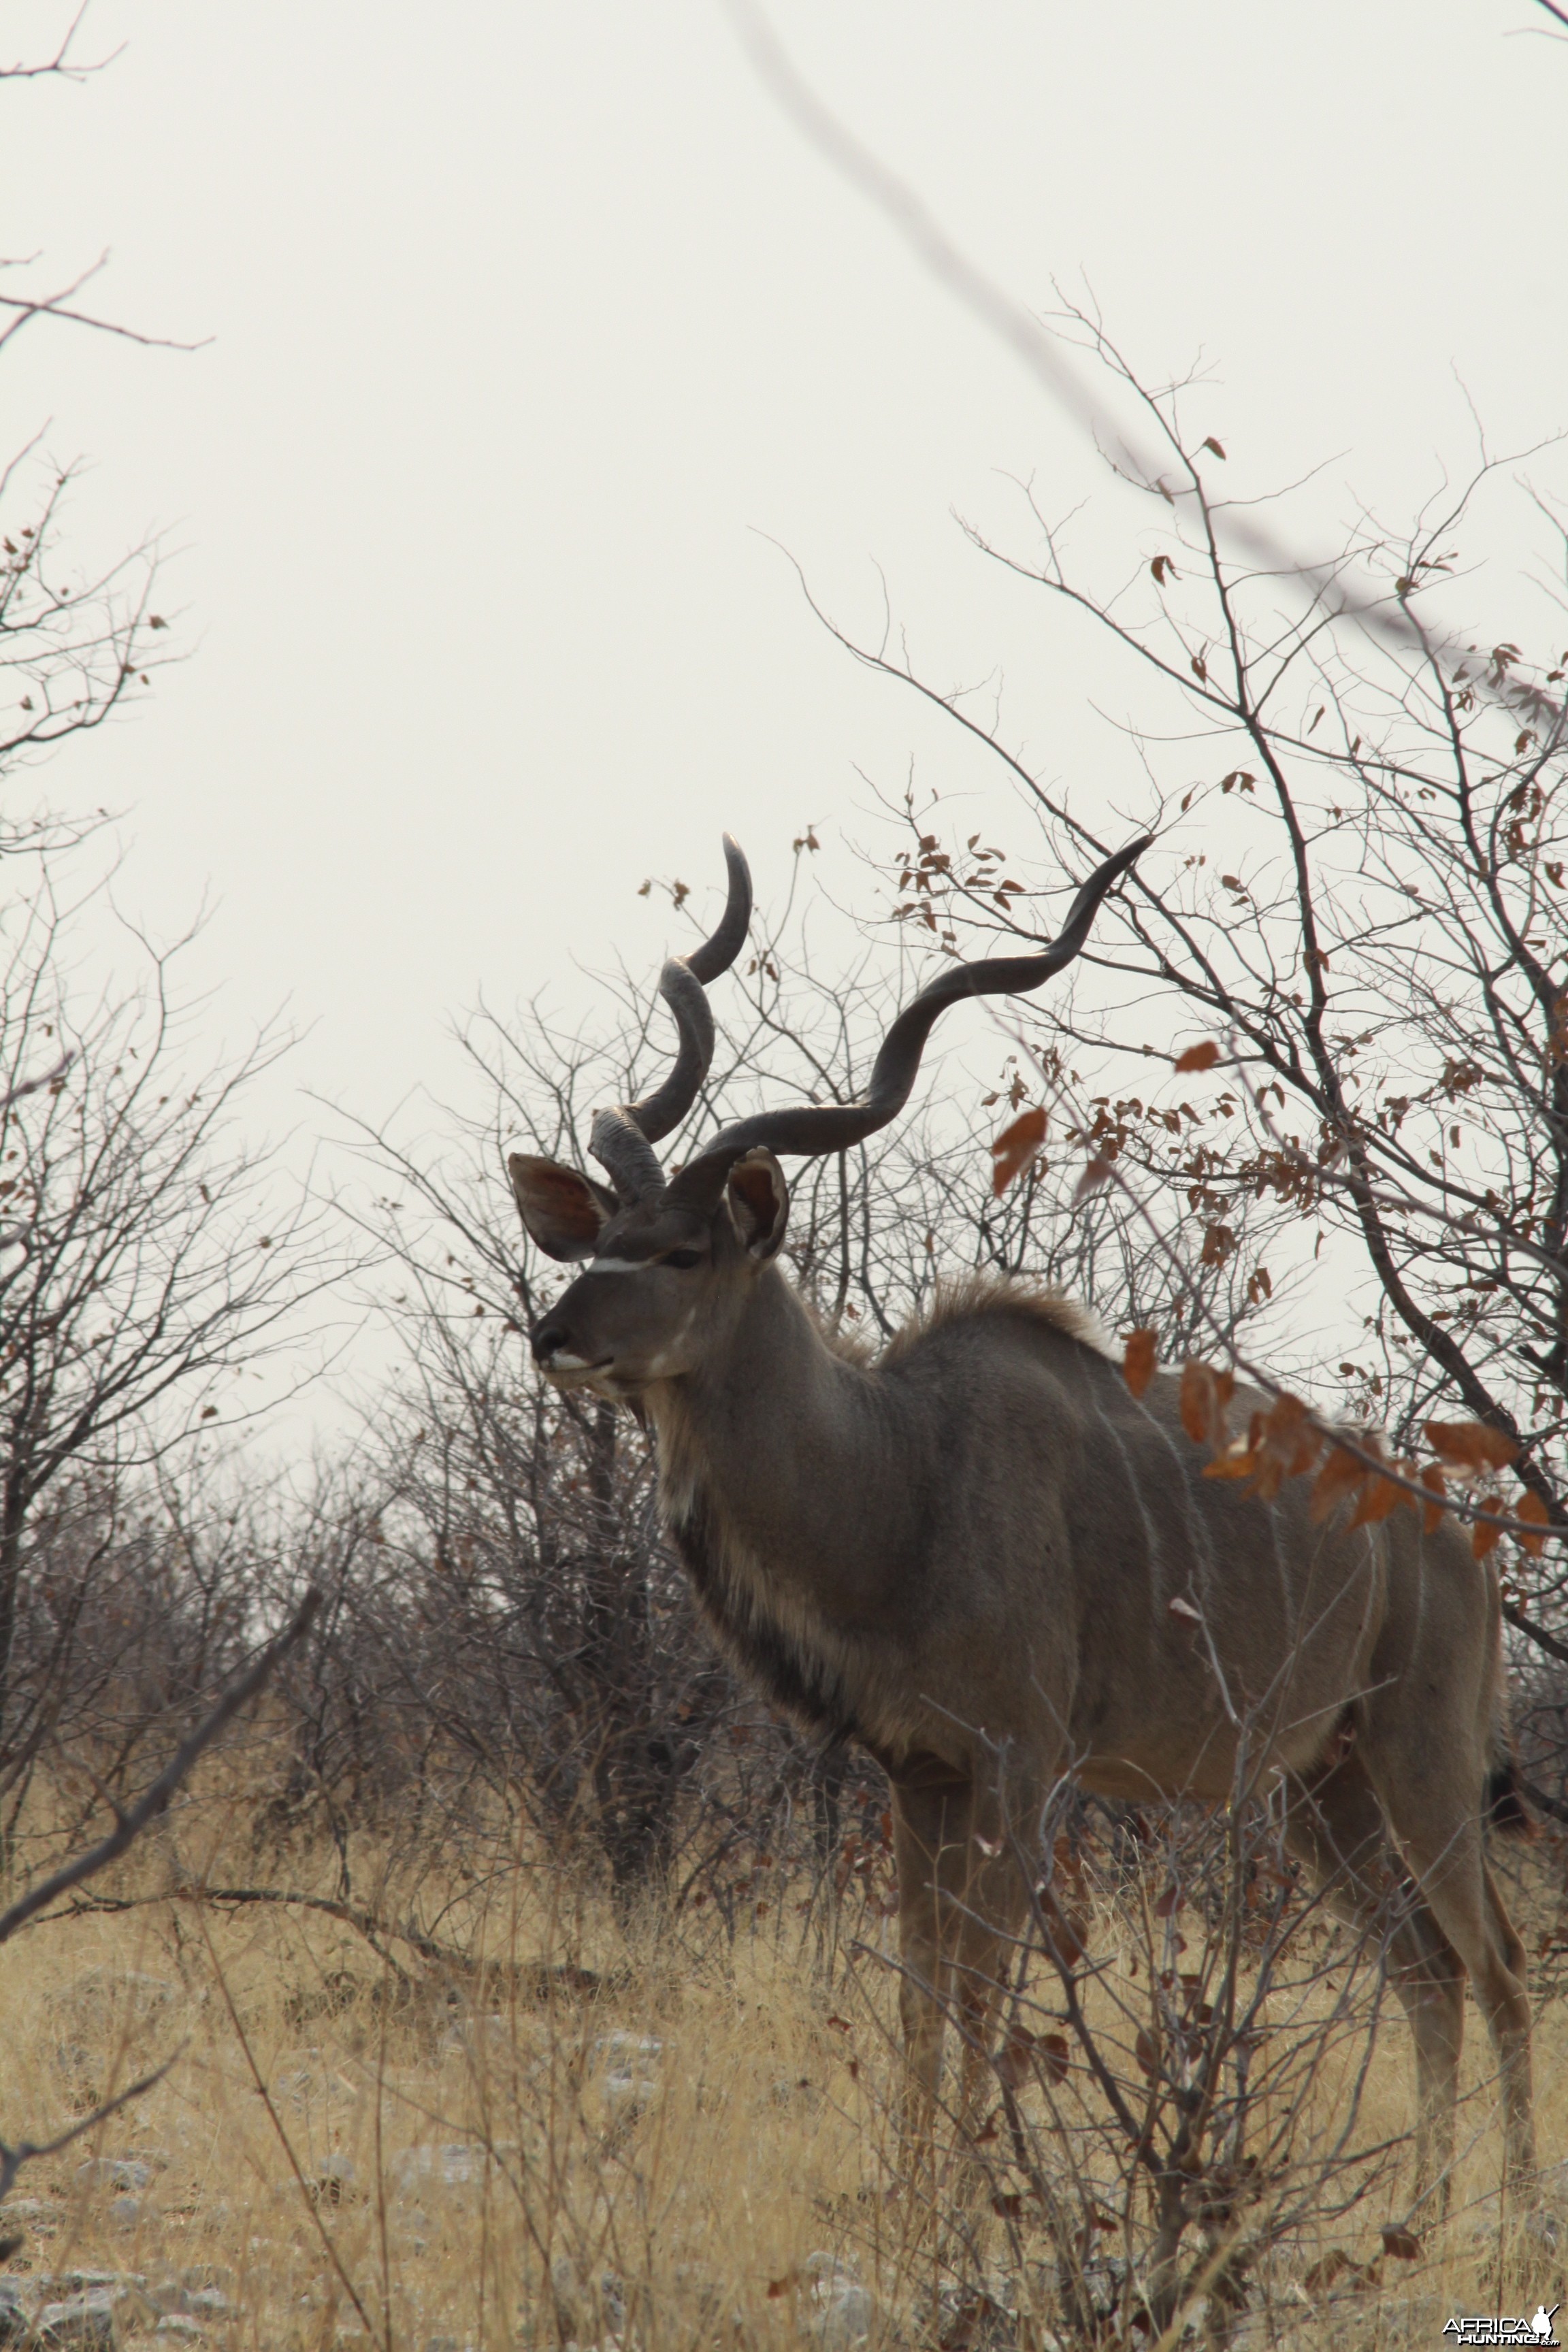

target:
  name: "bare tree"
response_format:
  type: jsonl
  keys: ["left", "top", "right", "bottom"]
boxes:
{"left": 0, "top": 879, "right": 343, "bottom": 1808}
{"left": 815, "top": 315, "right": 1566, "bottom": 1672}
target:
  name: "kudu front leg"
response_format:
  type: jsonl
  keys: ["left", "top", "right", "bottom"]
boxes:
{"left": 888, "top": 1757, "right": 1026, "bottom": 2161}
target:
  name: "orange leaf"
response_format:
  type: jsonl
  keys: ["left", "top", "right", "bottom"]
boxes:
{"left": 1203, "top": 1441, "right": 1258, "bottom": 1482}
{"left": 1310, "top": 1443, "right": 1371, "bottom": 1524}
{"left": 1179, "top": 1360, "right": 1235, "bottom": 1449}
{"left": 1348, "top": 1471, "right": 1406, "bottom": 1529}
{"left": 1515, "top": 1490, "right": 1552, "bottom": 1558}
{"left": 1122, "top": 1328, "right": 1158, "bottom": 1397}
{"left": 1472, "top": 1494, "right": 1504, "bottom": 1561}
{"left": 1251, "top": 1392, "right": 1323, "bottom": 1494}
{"left": 1419, "top": 1460, "right": 1447, "bottom": 1535}
{"left": 990, "top": 1105, "right": 1047, "bottom": 1196}
{"left": 1174, "top": 1040, "right": 1221, "bottom": 1073}
{"left": 1424, "top": 1419, "right": 1519, "bottom": 1473}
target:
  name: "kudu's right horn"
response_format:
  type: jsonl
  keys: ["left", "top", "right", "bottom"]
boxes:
{"left": 589, "top": 832, "right": 753, "bottom": 1204}
{"left": 667, "top": 834, "right": 1149, "bottom": 1212}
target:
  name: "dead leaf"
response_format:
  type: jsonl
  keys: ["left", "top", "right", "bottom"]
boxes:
{"left": 1074, "top": 1154, "right": 1114, "bottom": 1202}
{"left": 1179, "top": 1359, "right": 1235, "bottom": 1448}
{"left": 1122, "top": 1328, "right": 1158, "bottom": 1397}
{"left": 1472, "top": 1496, "right": 1504, "bottom": 1561}
{"left": 1379, "top": 2225, "right": 1422, "bottom": 2262}
{"left": 1515, "top": 1488, "right": 1552, "bottom": 1558}
{"left": 1309, "top": 1443, "right": 1371, "bottom": 1524}
{"left": 996, "top": 2029, "right": 1036, "bottom": 2090}
{"left": 990, "top": 1105, "right": 1047, "bottom": 1196}
{"left": 1424, "top": 1419, "right": 1519, "bottom": 1473}
{"left": 1168, "top": 1594, "right": 1203, "bottom": 1622}
{"left": 1037, "top": 2033, "right": 1071, "bottom": 2084}
{"left": 1348, "top": 1471, "right": 1407, "bottom": 1529}
{"left": 1202, "top": 436, "right": 1226, "bottom": 459}
{"left": 1203, "top": 1439, "right": 1260, "bottom": 1482}
{"left": 1419, "top": 1460, "right": 1447, "bottom": 1535}
{"left": 1246, "top": 1392, "right": 1322, "bottom": 1499}
{"left": 1175, "top": 1040, "right": 1221, "bottom": 1073}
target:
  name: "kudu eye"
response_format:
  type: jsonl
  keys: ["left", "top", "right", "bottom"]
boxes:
{"left": 664, "top": 1247, "right": 704, "bottom": 1270}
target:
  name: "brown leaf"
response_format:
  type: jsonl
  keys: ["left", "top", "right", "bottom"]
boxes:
{"left": 1250, "top": 1392, "right": 1323, "bottom": 1498}
{"left": 1169, "top": 1594, "right": 1204, "bottom": 1622}
{"left": 1203, "top": 436, "right": 1226, "bottom": 459}
{"left": 1179, "top": 1360, "right": 1235, "bottom": 1448}
{"left": 1379, "top": 2225, "right": 1422, "bottom": 2262}
{"left": 1424, "top": 1419, "right": 1519, "bottom": 1473}
{"left": 1150, "top": 553, "right": 1176, "bottom": 585}
{"left": 1122, "top": 1328, "right": 1158, "bottom": 1397}
{"left": 1203, "top": 1441, "right": 1259, "bottom": 1482}
{"left": 995, "top": 2028, "right": 1036, "bottom": 2090}
{"left": 1175, "top": 1039, "right": 1221, "bottom": 1073}
{"left": 1037, "top": 2032, "right": 1071, "bottom": 2084}
{"left": 990, "top": 1105, "right": 1047, "bottom": 1196}
{"left": 1074, "top": 1154, "right": 1114, "bottom": 1203}
{"left": 1134, "top": 2027, "right": 1161, "bottom": 2078}
{"left": 1348, "top": 1471, "right": 1406, "bottom": 1529}
{"left": 1419, "top": 1460, "right": 1447, "bottom": 1535}
{"left": 1515, "top": 1488, "right": 1552, "bottom": 1558}
{"left": 1309, "top": 1443, "right": 1371, "bottom": 1524}
{"left": 1154, "top": 1884, "right": 1181, "bottom": 1917}
{"left": 1472, "top": 1496, "right": 1504, "bottom": 1561}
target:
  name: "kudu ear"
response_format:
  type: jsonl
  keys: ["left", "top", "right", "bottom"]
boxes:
{"left": 725, "top": 1148, "right": 789, "bottom": 1260}
{"left": 508, "top": 1153, "right": 615, "bottom": 1262}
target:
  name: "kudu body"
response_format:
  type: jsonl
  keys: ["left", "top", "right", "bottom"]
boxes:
{"left": 510, "top": 836, "right": 1535, "bottom": 2204}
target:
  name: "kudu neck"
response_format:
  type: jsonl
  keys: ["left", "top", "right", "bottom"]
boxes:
{"left": 649, "top": 1261, "right": 909, "bottom": 1601}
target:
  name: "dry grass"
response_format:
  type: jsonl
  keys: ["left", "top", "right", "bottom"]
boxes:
{"left": 1, "top": 1801, "right": 1565, "bottom": 2352}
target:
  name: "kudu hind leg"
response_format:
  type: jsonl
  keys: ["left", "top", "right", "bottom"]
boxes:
{"left": 1360, "top": 1737, "right": 1537, "bottom": 2191}
{"left": 1285, "top": 1757, "right": 1467, "bottom": 2210}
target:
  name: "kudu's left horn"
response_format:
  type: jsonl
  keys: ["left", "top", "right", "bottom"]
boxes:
{"left": 667, "top": 834, "right": 1149, "bottom": 1211}
{"left": 590, "top": 833, "right": 753, "bottom": 1203}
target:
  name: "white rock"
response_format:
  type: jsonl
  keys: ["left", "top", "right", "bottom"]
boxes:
{"left": 35, "top": 2296, "right": 119, "bottom": 2351}
{"left": 391, "top": 2144, "right": 487, "bottom": 2192}
{"left": 801, "top": 2254, "right": 873, "bottom": 2351}
{"left": 592, "top": 2034, "right": 663, "bottom": 2068}
{"left": 602, "top": 2074, "right": 657, "bottom": 2122}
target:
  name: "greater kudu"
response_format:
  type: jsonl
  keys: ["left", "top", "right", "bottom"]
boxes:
{"left": 508, "top": 836, "right": 1536, "bottom": 2206}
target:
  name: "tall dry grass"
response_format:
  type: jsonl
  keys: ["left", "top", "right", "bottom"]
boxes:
{"left": 1, "top": 1786, "right": 1565, "bottom": 2352}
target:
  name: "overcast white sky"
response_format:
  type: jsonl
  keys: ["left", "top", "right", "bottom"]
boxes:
{"left": 5, "top": 1, "right": 1567, "bottom": 1251}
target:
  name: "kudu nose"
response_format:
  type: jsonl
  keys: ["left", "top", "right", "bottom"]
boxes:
{"left": 531, "top": 1317, "right": 568, "bottom": 1365}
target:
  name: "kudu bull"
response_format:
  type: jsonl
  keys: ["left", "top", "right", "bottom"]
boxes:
{"left": 509, "top": 835, "right": 1535, "bottom": 2205}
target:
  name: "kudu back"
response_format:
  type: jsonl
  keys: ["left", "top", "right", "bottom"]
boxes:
{"left": 509, "top": 834, "right": 1535, "bottom": 2206}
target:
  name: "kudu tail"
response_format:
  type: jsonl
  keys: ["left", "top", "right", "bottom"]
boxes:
{"left": 1486, "top": 1670, "right": 1536, "bottom": 1840}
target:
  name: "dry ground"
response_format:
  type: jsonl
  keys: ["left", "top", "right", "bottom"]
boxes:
{"left": 1, "top": 1800, "right": 1565, "bottom": 2352}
